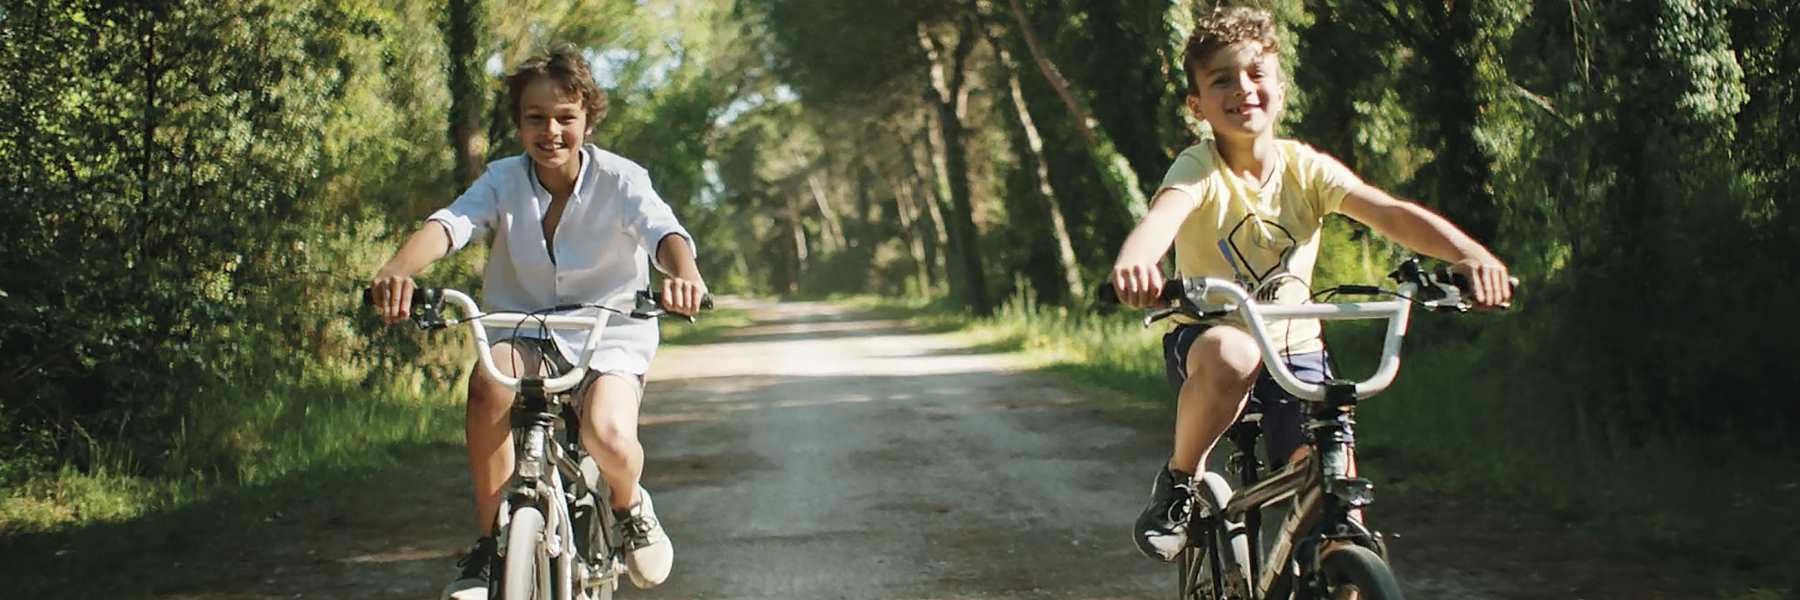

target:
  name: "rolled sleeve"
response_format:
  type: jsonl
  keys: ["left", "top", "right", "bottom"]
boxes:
{"left": 622, "top": 169, "right": 695, "bottom": 270}
{"left": 427, "top": 173, "right": 498, "bottom": 252}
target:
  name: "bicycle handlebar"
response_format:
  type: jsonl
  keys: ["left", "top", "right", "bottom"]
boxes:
{"left": 361, "top": 284, "right": 711, "bottom": 394}
{"left": 363, "top": 284, "right": 713, "bottom": 320}
{"left": 1097, "top": 258, "right": 1512, "bottom": 401}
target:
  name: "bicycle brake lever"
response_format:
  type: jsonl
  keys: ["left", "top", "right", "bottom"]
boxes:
{"left": 1421, "top": 283, "right": 1472, "bottom": 313}
{"left": 1143, "top": 308, "right": 1181, "bottom": 327}
{"left": 410, "top": 305, "right": 448, "bottom": 330}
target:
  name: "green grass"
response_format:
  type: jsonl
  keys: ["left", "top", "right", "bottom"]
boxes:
{"left": 0, "top": 352, "right": 470, "bottom": 596}
{"left": 1, "top": 366, "right": 465, "bottom": 538}
{"left": 848, "top": 290, "right": 1799, "bottom": 597}
{"left": 0, "top": 439, "right": 460, "bottom": 598}
{"left": 661, "top": 305, "right": 754, "bottom": 346}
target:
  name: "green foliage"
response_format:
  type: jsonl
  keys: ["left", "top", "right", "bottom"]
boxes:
{"left": 0, "top": 0, "right": 468, "bottom": 520}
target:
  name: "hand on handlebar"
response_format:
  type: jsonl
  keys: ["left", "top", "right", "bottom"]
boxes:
{"left": 368, "top": 271, "right": 418, "bottom": 325}
{"left": 1109, "top": 263, "right": 1167, "bottom": 309}
{"left": 659, "top": 276, "right": 710, "bottom": 317}
{"left": 1448, "top": 256, "right": 1513, "bottom": 310}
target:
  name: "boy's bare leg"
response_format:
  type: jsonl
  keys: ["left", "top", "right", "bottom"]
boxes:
{"left": 466, "top": 341, "right": 534, "bottom": 534}
{"left": 580, "top": 373, "right": 672, "bottom": 588}
{"left": 1136, "top": 326, "right": 1264, "bottom": 561}
{"left": 1170, "top": 326, "right": 1262, "bottom": 475}
{"left": 579, "top": 374, "right": 645, "bottom": 509}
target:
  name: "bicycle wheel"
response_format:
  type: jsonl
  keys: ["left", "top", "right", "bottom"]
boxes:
{"left": 1318, "top": 545, "right": 1404, "bottom": 600}
{"left": 502, "top": 506, "right": 551, "bottom": 600}
{"left": 1177, "top": 530, "right": 1226, "bottom": 599}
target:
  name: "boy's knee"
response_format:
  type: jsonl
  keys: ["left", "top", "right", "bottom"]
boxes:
{"left": 467, "top": 382, "right": 513, "bottom": 415}
{"left": 1188, "top": 328, "right": 1262, "bottom": 383}
{"left": 586, "top": 419, "right": 639, "bottom": 452}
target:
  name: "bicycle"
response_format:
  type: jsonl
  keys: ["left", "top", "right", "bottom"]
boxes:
{"left": 1104, "top": 258, "right": 1510, "bottom": 600}
{"left": 366, "top": 285, "right": 708, "bottom": 600}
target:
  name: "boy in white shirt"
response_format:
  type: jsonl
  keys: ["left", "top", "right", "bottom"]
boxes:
{"left": 369, "top": 43, "right": 705, "bottom": 598}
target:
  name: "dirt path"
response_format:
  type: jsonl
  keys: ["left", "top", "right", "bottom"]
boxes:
{"left": 153, "top": 299, "right": 1713, "bottom": 599}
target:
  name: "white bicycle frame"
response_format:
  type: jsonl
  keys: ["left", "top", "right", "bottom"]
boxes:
{"left": 432, "top": 288, "right": 633, "bottom": 599}
{"left": 436, "top": 288, "right": 620, "bottom": 394}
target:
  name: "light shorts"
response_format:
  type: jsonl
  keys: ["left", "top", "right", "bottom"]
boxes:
{"left": 490, "top": 336, "right": 646, "bottom": 408}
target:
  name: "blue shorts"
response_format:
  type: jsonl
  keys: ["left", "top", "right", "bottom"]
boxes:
{"left": 1162, "top": 324, "right": 1333, "bottom": 465}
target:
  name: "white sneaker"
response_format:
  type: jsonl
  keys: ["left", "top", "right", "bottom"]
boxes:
{"left": 617, "top": 485, "right": 673, "bottom": 588}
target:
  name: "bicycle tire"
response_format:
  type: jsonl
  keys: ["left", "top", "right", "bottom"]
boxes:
{"left": 1177, "top": 530, "right": 1226, "bottom": 599}
{"left": 1318, "top": 545, "right": 1404, "bottom": 600}
{"left": 502, "top": 506, "right": 550, "bottom": 600}
{"left": 1177, "top": 473, "right": 1250, "bottom": 599}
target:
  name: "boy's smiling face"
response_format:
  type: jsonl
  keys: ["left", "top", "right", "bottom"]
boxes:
{"left": 1188, "top": 42, "right": 1283, "bottom": 140}
{"left": 518, "top": 77, "right": 588, "bottom": 173}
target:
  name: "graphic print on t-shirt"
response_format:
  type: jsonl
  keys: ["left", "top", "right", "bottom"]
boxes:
{"left": 1223, "top": 213, "right": 1298, "bottom": 301}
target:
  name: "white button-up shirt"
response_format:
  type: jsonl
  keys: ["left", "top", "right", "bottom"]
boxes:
{"left": 428, "top": 145, "right": 694, "bottom": 375}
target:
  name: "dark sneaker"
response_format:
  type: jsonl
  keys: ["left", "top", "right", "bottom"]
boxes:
{"left": 1133, "top": 464, "right": 1196, "bottom": 561}
{"left": 441, "top": 536, "right": 496, "bottom": 600}
{"left": 615, "top": 485, "right": 673, "bottom": 588}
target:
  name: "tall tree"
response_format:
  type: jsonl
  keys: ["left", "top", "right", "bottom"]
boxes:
{"left": 443, "top": 0, "right": 490, "bottom": 189}
{"left": 1333, "top": 0, "right": 1519, "bottom": 245}
{"left": 918, "top": 15, "right": 993, "bottom": 312}
{"left": 983, "top": 19, "right": 1085, "bottom": 301}
{"left": 1002, "top": 0, "right": 1148, "bottom": 219}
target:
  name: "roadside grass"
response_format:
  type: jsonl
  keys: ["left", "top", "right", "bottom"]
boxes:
{"left": 847, "top": 291, "right": 1798, "bottom": 598}
{"left": 1, "top": 366, "right": 464, "bottom": 537}
{"left": 0, "top": 360, "right": 468, "bottom": 596}
{"left": 0, "top": 438, "right": 461, "bottom": 598}
{"left": 0, "top": 302, "right": 743, "bottom": 529}
{"left": 661, "top": 305, "right": 754, "bottom": 346}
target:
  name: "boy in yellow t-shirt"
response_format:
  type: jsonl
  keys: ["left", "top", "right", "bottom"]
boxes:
{"left": 1111, "top": 7, "right": 1512, "bottom": 561}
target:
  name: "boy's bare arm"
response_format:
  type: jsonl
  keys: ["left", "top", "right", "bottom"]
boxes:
{"left": 1338, "top": 185, "right": 1512, "bottom": 307}
{"left": 370, "top": 222, "right": 453, "bottom": 324}
{"left": 1110, "top": 189, "right": 1199, "bottom": 308}
{"left": 655, "top": 233, "right": 708, "bottom": 315}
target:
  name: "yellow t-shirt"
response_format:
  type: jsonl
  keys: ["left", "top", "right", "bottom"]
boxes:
{"left": 1158, "top": 139, "right": 1364, "bottom": 353}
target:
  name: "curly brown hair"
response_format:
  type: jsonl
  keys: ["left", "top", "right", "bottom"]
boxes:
{"left": 505, "top": 43, "right": 609, "bottom": 129}
{"left": 1180, "top": 6, "right": 1280, "bottom": 97}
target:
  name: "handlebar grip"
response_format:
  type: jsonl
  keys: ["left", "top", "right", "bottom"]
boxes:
{"left": 1095, "top": 281, "right": 1184, "bottom": 305}
{"left": 1431, "top": 266, "right": 1521, "bottom": 294}
{"left": 638, "top": 291, "right": 714, "bottom": 317}
{"left": 362, "top": 285, "right": 443, "bottom": 308}
{"left": 1096, "top": 283, "right": 1119, "bottom": 304}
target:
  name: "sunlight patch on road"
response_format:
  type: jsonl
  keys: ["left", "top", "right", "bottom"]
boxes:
{"left": 337, "top": 546, "right": 454, "bottom": 564}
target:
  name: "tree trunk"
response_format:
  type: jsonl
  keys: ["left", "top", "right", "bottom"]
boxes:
{"left": 786, "top": 191, "right": 809, "bottom": 284}
{"left": 1005, "top": 0, "right": 1147, "bottom": 218}
{"left": 806, "top": 171, "right": 848, "bottom": 252}
{"left": 906, "top": 130, "right": 952, "bottom": 285}
{"left": 987, "top": 30, "right": 1086, "bottom": 301}
{"left": 918, "top": 18, "right": 991, "bottom": 313}
{"left": 891, "top": 177, "right": 935, "bottom": 294}
{"left": 443, "top": 0, "right": 490, "bottom": 190}
{"left": 1416, "top": 1, "right": 1498, "bottom": 244}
